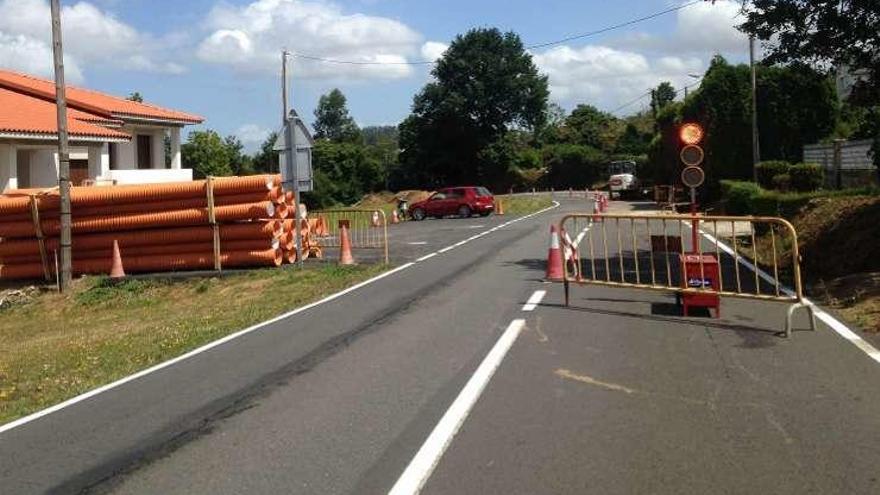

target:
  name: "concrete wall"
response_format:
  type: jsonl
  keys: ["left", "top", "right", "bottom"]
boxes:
{"left": 115, "top": 125, "right": 167, "bottom": 170}
{"left": 804, "top": 139, "right": 876, "bottom": 188}
{"left": 106, "top": 168, "right": 191, "bottom": 184}
{"left": 29, "top": 149, "right": 59, "bottom": 188}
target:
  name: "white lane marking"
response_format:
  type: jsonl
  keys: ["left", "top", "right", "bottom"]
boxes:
{"left": 0, "top": 202, "right": 561, "bottom": 435}
{"left": 437, "top": 246, "right": 455, "bottom": 254}
{"left": 522, "top": 290, "right": 547, "bottom": 312}
{"left": 408, "top": 242, "right": 428, "bottom": 246}
{"left": 0, "top": 262, "right": 415, "bottom": 435}
{"left": 697, "top": 228, "right": 880, "bottom": 364}
{"left": 572, "top": 220, "right": 593, "bottom": 247}
{"left": 388, "top": 319, "right": 526, "bottom": 495}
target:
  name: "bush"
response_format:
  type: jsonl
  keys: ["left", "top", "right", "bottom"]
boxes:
{"left": 772, "top": 173, "right": 791, "bottom": 191}
{"left": 720, "top": 180, "right": 762, "bottom": 215}
{"left": 788, "top": 163, "right": 824, "bottom": 192}
{"left": 755, "top": 161, "right": 791, "bottom": 189}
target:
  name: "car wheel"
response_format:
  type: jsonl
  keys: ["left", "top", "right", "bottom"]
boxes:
{"left": 458, "top": 205, "right": 472, "bottom": 218}
{"left": 479, "top": 211, "right": 491, "bottom": 217}
{"left": 411, "top": 208, "right": 426, "bottom": 221}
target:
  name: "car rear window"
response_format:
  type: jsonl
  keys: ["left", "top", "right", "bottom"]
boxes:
{"left": 476, "top": 187, "right": 492, "bottom": 197}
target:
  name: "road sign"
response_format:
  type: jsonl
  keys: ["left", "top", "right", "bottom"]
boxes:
{"left": 273, "top": 111, "right": 315, "bottom": 192}
{"left": 681, "top": 165, "right": 705, "bottom": 188}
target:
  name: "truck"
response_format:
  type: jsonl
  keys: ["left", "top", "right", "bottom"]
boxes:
{"left": 607, "top": 160, "right": 640, "bottom": 199}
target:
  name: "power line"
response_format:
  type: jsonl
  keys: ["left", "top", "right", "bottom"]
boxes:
{"left": 610, "top": 79, "right": 703, "bottom": 115}
{"left": 291, "top": 1, "right": 703, "bottom": 66}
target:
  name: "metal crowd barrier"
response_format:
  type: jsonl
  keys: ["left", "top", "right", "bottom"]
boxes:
{"left": 559, "top": 212, "right": 816, "bottom": 337}
{"left": 311, "top": 209, "right": 389, "bottom": 264}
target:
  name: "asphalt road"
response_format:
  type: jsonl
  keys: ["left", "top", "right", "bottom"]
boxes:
{"left": 2, "top": 194, "right": 880, "bottom": 494}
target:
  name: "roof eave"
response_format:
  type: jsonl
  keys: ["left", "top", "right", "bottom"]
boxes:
{"left": 112, "top": 113, "right": 203, "bottom": 126}
{"left": 0, "top": 132, "right": 130, "bottom": 143}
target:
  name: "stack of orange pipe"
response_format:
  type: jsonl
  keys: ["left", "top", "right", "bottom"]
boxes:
{"left": 0, "top": 175, "right": 314, "bottom": 280}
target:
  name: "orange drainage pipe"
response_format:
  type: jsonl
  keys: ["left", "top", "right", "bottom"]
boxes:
{"left": 0, "top": 221, "right": 284, "bottom": 257}
{"left": 1, "top": 239, "right": 280, "bottom": 265}
{"left": 70, "top": 191, "right": 275, "bottom": 217}
{"left": 0, "top": 248, "right": 283, "bottom": 280}
{"left": 0, "top": 175, "right": 281, "bottom": 216}
{"left": 0, "top": 201, "right": 276, "bottom": 238}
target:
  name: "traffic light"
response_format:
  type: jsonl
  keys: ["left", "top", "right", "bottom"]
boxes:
{"left": 678, "top": 122, "right": 705, "bottom": 168}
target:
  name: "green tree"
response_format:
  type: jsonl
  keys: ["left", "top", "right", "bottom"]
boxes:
{"left": 541, "top": 143, "right": 605, "bottom": 189}
{"left": 224, "top": 135, "right": 255, "bottom": 175}
{"left": 398, "top": 28, "right": 549, "bottom": 188}
{"left": 304, "top": 141, "right": 384, "bottom": 208}
{"left": 559, "top": 104, "right": 621, "bottom": 153}
{"left": 313, "top": 89, "right": 361, "bottom": 143}
{"left": 650, "top": 82, "right": 676, "bottom": 117}
{"left": 251, "top": 132, "right": 278, "bottom": 174}
{"left": 182, "top": 130, "right": 233, "bottom": 178}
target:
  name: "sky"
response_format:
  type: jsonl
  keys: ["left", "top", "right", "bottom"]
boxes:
{"left": 0, "top": 0, "right": 753, "bottom": 151}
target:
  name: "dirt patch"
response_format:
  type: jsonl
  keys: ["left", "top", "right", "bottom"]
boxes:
{"left": 355, "top": 190, "right": 433, "bottom": 209}
{"left": 812, "top": 272, "right": 880, "bottom": 334}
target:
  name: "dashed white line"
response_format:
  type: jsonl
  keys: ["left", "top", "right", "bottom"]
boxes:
{"left": 522, "top": 290, "right": 547, "bottom": 312}
{"left": 388, "top": 319, "right": 526, "bottom": 495}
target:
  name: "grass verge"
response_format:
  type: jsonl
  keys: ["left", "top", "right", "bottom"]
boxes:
{"left": 495, "top": 194, "right": 554, "bottom": 216}
{"left": 0, "top": 264, "right": 387, "bottom": 425}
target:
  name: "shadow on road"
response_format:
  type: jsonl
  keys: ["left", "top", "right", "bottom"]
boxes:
{"left": 539, "top": 301, "right": 784, "bottom": 345}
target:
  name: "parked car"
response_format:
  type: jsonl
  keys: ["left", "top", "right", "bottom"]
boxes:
{"left": 409, "top": 186, "right": 495, "bottom": 220}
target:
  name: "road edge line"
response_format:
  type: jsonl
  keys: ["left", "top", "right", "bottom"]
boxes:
{"left": 522, "top": 290, "right": 547, "bottom": 312}
{"left": 0, "top": 202, "right": 561, "bottom": 435}
{"left": 697, "top": 228, "right": 880, "bottom": 364}
{"left": 388, "top": 319, "right": 526, "bottom": 495}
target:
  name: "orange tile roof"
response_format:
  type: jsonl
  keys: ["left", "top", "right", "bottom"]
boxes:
{"left": 0, "top": 69, "right": 203, "bottom": 124}
{"left": 0, "top": 87, "right": 130, "bottom": 140}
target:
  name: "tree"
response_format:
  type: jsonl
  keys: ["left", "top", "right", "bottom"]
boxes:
{"left": 741, "top": 0, "right": 880, "bottom": 171}
{"left": 313, "top": 89, "right": 361, "bottom": 143}
{"left": 398, "top": 28, "right": 549, "bottom": 189}
{"left": 224, "top": 135, "right": 255, "bottom": 175}
{"left": 304, "top": 141, "right": 384, "bottom": 208}
{"left": 251, "top": 132, "right": 278, "bottom": 174}
{"left": 181, "top": 130, "right": 233, "bottom": 178}
{"left": 127, "top": 92, "right": 143, "bottom": 103}
{"left": 650, "top": 82, "right": 676, "bottom": 117}
{"left": 557, "top": 104, "right": 622, "bottom": 153}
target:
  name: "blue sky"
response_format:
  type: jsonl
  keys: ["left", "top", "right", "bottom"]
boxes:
{"left": 0, "top": 0, "right": 751, "bottom": 150}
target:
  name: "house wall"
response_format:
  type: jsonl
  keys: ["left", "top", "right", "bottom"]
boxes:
{"left": 29, "top": 149, "right": 59, "bottom": 187}
{"left": 115, "top": 125, "right": 167, "bottom": 169}
{"left": 0, "top": 143, "right": 17, "bottom": 191}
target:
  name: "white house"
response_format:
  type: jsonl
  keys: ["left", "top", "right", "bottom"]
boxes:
{"left": 0, "top": 69, "right": 203, "bottom": 192}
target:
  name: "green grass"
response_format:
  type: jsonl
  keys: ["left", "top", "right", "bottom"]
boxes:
{"left": 496, "top": 194, "right": 554, "bottom": 215}
{"left": 0, "top": 264, "right": 387, "bottom": 425}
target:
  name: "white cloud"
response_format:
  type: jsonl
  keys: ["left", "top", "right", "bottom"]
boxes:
{"left": 421, "top": 41, "right": 448, "bottom": 62}
{"left": 0, "top": 0, "right": 185, "bottom": 80}
{"left": 236, "top": 123, "right": 272, "bottom": 146}
{"left": 533, "top": 44, "right": 704, "bottom": 112}
{"left": 196, "top": 0, "right": 423, "bottom": 80}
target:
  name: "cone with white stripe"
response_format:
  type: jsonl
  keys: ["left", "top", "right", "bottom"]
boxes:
{"left": 545, "top": 224, "right": 564, "bottom": 281}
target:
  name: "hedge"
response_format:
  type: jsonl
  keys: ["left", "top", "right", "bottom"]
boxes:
{"left": 788, "top": 163, "right": 823, "bottom": 192}
{"left": 756, "top": 161, "right": 791, "bottom": 189}
{"left": 720, "top": 180, "right": 880, "bottom": 218}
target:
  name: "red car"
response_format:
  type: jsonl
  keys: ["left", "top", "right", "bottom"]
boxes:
{"left": 409, "top": 186, "right": 495, "bottom": 220}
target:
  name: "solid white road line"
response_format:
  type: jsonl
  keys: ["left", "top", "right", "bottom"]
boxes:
{"left": 0, "top": 202, "right": 561, "bottom": 435}
{"left": 522, "top": 290, "right": 547, "bottom": 312}
{"left": 408, "top": 242, "right": 428, "bottom": 246}
{"left": 388, "top": 319, "right": 526, "bottom": 495}
{"left": 698, "top": 228, "right": 880, "bottom": 364}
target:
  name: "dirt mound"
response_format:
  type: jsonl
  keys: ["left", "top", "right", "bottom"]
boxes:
{"left": 355, "top": 190, "right": 432, "bottom": 207}
{"left": 794, "top": 196, "right": 880, "bottom": 280}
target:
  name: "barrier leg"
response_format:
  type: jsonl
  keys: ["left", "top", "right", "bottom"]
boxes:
{"left": 785, "top": 302, "right": 816, "bottom": 338}
{"left": 564, "top": 278, "right": 570, "bottom": 307}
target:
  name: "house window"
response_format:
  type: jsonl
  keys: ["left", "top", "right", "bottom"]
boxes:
{"left": 108, "top": 143, "right": 117, "bottom": 170}
{"left": 137, "top": 135, "right": 152, "bottom": 169}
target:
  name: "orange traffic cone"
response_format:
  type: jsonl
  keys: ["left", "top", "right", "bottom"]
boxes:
{"left": 391, "top": 209, "right": 400, "bottom": 224}
{"left": 495, "top": 199, "right": 505, "bottom": 216}
{"left": 109, "top": 239, "right": 125, "bottom": 278}
{"left": 338, "top": 224, "right": 356, "bottom": 265}
{"left": 545, "top": 225, "right": 564, "bottom": 281}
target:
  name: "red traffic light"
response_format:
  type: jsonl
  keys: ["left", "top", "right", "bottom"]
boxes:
{"left": 679, "top": 123, "right": 704, "bottom": 145}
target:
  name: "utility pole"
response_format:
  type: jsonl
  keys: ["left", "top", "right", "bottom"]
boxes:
{"left": 749, "top": 35, "right": 761, "bottom": 181}
{"left": 50, "top": 0, "right": 72, "bottom": 292}
{"left": 281, "top": 51, "right": 304, "bottom": 267}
